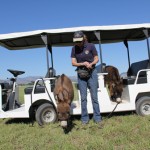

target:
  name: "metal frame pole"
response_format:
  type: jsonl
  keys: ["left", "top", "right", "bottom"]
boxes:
{"left": 48, "top": 45, "right": 53, "bottom": 69}
{"left": 143, "top": 29, "right": 150, "bottom": 66}
{"left": 94, "top": 31, "right": 103, "bottom": 72}
{"left": 124, "top": 40, "right": 131, "bottom": 69}
{"left": 46, "top": 44, "right": 50, "bottom": 76}
{"left": 41, "top": 34, "right": 50, "bottom": 77}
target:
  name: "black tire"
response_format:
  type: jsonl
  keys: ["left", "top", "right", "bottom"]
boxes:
{"left": 136, "top": 96, "right": 150, "bottom": 116}
{"left": 35, "top": 103, "right": 57, "bottom": 126}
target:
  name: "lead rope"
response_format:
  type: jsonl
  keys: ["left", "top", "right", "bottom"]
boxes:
{"left": 104, "top": 101, "right": 121, "bottom": 119}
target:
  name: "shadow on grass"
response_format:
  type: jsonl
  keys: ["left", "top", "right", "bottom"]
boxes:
{"left": 4, "top": 118, "right": 34, "bottom": 125}
{"left": 102, "top": 110, "right": 136, "bottom": 119}
{"left": 71, "top": 110, "right": 136, "bottom": 121}
{"left": 63, "top": 119, "right": 77, "bottom": 134}
{"left": 4, "top": 111, "right": 136, "bottom": 126}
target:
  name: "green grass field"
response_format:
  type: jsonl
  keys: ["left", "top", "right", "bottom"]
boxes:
{"left": 0, "top": 85, "right": 150, "bottom": 150}
{"left": 0, "top": 114, "right": 150, "bottom": 150}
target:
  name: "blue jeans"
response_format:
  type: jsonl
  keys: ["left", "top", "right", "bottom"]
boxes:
{"left": 78, "top": 68, "right": 102, "bottom": 123}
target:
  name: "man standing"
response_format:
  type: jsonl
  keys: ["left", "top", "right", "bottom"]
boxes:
{"left": 71, "top": 31, "right": 103, "bottom": 127}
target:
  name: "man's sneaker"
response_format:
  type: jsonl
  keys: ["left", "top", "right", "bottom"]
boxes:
{"left": 82, "top": 121, "right": 88, "bottom": 125}
{"left": 81, "top": 122, "right": 88, "bottom": 129}
{"left": 96, "top": 121, "right": 104, "bottom": 129}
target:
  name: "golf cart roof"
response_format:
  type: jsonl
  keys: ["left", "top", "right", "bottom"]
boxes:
{"left": 0, "top": 23, "right": 150, "bottom": 50}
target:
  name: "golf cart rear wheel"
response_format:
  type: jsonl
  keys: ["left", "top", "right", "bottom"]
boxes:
{"left": 36, "top": 103, "right": 57, "bottom": 126}
{"left": 136, "top": 96, "right": 150, "bottom": 116}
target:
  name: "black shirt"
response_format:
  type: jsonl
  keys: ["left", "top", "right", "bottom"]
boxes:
{"left": 71, "top": 41, "right": 98, "bottom": 63}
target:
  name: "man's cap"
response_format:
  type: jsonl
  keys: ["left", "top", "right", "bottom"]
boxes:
{"left": 73, "top": 31, "right": 84, "bottom": 42}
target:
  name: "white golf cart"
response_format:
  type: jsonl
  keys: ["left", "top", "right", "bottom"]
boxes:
{"left": 0, "top": 23, "right": 150, "bottom": 125}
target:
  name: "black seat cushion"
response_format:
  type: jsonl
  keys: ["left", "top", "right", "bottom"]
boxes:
{"left": 24, "top": 86, "right": 45, "bottom": 94}
{"left": 123, "top": 77, "right": 147, "bottom": 85}
{"left": 0, "top": 82, "right": 12, "bottom": 90}
{"left": 128, "top": 59, "right": 149, "bottom": 77}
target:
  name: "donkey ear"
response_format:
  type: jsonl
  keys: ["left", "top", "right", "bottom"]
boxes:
{"left": 63, "top": 89, "right": 69, "bottom": 100}
{"left": 112, "top": 83, "right": 115, "bottom": 88}
{"left": 58, "top": 92, "right": 64, "bottom": 101}
{"left": 54, "top": 95, "right": 58, "bottom": 101}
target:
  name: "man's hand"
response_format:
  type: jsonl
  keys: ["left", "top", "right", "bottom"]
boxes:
{"left": 82, "top": 62, "right": 93, "bottom": 69}
{"left": 82, "top": 61, "right": 89, "bottom": 67}
{"left": 86, "top": 63, "right": 93, "bottom": 69}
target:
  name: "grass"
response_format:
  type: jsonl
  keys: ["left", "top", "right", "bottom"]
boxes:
{"left": 0, "top": 114, "right": 150, "bottom": 150}
{"left": 0, "top": 85, "right": 150, "bottom": 149}
{"left": 18, "top": 85, "right": 29, "bottom": 103}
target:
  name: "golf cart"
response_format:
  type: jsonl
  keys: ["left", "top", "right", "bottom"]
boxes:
{"left": 0, "top": 23, "right": 150, "bottom": 125}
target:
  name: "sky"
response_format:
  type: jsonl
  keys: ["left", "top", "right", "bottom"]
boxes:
{"left": 0, "top": 0, "right": 150, "bottom": 79}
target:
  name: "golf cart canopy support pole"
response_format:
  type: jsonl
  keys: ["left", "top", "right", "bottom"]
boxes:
{"left": 124, "top": 40, "right": 131, "bottom": 74}
{"left": 94, "top": 31, "right": 103, "bottom": 72}
{"left": 48, "top": 45, "right": 54, "bottom": 69}
{"left": 41, "top": 34, "right": 51, "bottom": 77}
{"left": 143, "top": 29, "right": 150, "bottom": 66}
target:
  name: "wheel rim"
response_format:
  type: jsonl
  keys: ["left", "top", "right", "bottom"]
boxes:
{"left": 42, "top": 109, "right": 55, "bottom": 123}
{"left": 141, "top": 103, "right": 150, "bottom": 115}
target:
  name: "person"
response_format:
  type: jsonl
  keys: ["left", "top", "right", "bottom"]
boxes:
{"left": 71, "top": 31, "right": 103, "bottom": 127}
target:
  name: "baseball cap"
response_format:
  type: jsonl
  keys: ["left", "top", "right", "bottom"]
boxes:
{"left": 73, "top": 31, "right": 84, "bottom": 42}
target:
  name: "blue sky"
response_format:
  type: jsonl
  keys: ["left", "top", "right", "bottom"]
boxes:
{"left": 0, "top": 0, "right": 150, "bottom": 79}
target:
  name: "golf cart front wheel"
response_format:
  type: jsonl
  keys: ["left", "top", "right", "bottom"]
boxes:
{"left": 136, "top": 96, "right": 150, "bottom": 116}
{"left": 35, "top": 103, "right": 57, "bottom": 126}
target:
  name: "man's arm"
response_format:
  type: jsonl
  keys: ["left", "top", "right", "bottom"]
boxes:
{"left": 71, "top": 58, "right": 89, "bottom": 67}
{"left": 87, "top": 56, "right": 99, "bottom": 69}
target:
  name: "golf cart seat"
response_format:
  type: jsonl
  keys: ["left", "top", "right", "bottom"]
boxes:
{"left": 123, "top": 59, "right": 149, "bottom": 85}
{"left": 7, "top": 69, "right": 25, "bottom": 77}
{"left": 0, "top": 82, "right": 14, "bottom": 110}
{"left": 45, "top": 67, "right": 56, "bottom": 92}
{"left": 45, "top": 67, "right": 56, "bottom": 78}
{"left": 0, "top": 82, "right": 12, "bottom": 90}
{"left": 24, "top": 86, "right": 45, "bottom": 94}
{"left": 24, "top": 68, "right": 56, "bottom": 94}
{"left": 96, "top": 63, "right": 106, "bottom": 73}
